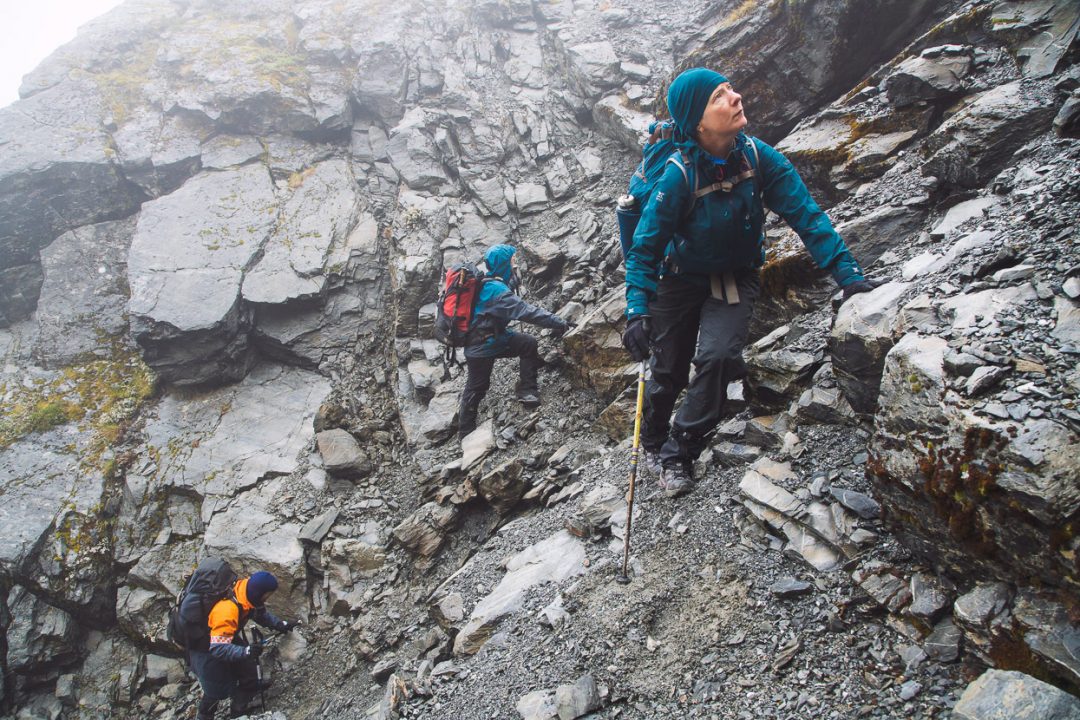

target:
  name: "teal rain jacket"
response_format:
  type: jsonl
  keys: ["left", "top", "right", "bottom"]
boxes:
{"left": 624, "top": 133, "right": 864, "bottom": 318}
{"left": 465, "top": 244, "right": 567, "bottom": 358}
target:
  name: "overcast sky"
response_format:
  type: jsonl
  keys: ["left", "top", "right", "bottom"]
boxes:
{"left": 1, "top": 0, "right": 124, "bottom": 108}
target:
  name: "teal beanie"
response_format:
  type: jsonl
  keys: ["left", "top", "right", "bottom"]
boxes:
{"left": 666, "top": 68, "right": 728, "bottom": 137}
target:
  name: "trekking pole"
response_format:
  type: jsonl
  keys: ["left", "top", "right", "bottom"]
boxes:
{"left": 616, "top": 360, "right": 647, "bottom": 584}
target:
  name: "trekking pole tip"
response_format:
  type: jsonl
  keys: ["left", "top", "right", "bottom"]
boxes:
{"left": 615, "top": 573, "right": 631, "bottom": 585}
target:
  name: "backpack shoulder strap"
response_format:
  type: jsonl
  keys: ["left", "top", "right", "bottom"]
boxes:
{"left": 666, "top": 151, "right": 698, "bottom": 220}
{"left": 746, "top": 136, "right": 769, "bottom": 219}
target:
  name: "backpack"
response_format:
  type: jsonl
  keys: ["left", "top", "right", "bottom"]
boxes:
{"left": 166, "top": 557, "right": 239, "bottom": 653}
{"left": 433, "top": 262, "right": 486, "bottom": 349}
{"left": 616, "top": 122, "right": 763, "bottom": 260}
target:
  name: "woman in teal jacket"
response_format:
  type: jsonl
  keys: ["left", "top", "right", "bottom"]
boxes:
{"left": 622, "top": 67, "right": 875, "bottom": 497}
{"left": 459, "top": 244, "right": 569, "bottom": 438}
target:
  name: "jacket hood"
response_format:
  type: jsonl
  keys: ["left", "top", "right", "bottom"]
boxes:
{"left": 234, "top": 578, "right": 255, "bottom": 610}
{"left": 484, "top": 244, "right": 516, "bottom": 283}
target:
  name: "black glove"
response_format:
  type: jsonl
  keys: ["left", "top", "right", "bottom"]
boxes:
{"left": 246, "top": 644, "right": 263, "bottom": 659}
{"left": 552, "top": 320, "right": 570, "bottom": 338}
{"left": 621, "top": 316, "right": 652, "bottom": 361}
{"left": 841, "top": 277, "right": 885, "bottom": 300}
{"left": 277, "top": 620, "right": 297, "bottom": 633}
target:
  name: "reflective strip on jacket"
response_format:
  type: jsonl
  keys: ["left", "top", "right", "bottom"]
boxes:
{"left": 205, "top": 577, "right": 282, "bottom": 663}
{"left": 624, "top": 133, "right": 864, "bottom": 317}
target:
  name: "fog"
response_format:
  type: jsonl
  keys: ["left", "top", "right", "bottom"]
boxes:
{"left": 1, "top": 0, "right": 123, "bottom": 107}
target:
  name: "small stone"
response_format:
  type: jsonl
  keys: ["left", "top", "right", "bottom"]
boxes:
{"left": 299, "top": 509, "right": 339, "bottom": 544}
{"left": 770, "top": 577, "right": 813, "bottom": 598}
{"left": 899, "top": 680, "right": 923, "bottom": 701}
{"left": 829, "top": 487, "right": 881, "bottom": 519}
{"left": 554, "top": 675, "right": 602, "bottom": 720}
{"left": 371, "top": 657, "right": 399, "bottom": 682}
{"left": 923, "top": 618, "right": 962, "bottom": 662}
{"left": 991, "top": 264, "right": 1035, "bottom": 282}
{"left": 965, "top": 365, "right": 1009, "bottom": 397}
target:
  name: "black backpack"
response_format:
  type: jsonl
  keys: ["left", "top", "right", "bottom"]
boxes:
{"left": 166, "top": 557, "right": 239, "bottom": 652}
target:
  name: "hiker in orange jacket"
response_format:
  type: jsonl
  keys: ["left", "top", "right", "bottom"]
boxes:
{"left": 191, "top": 571, "right": 297, "bottom": 719}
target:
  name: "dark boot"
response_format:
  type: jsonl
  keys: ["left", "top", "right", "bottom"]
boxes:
{"left": 458, "top": 403, "right": 479, "bottom": 439}
{"left": 197, "top": 695, "right": 219, "bottom": 720}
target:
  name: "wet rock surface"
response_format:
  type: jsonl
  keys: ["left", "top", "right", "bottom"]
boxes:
{"left": 1, "top": 0, "right": 1079, "bottom": 718}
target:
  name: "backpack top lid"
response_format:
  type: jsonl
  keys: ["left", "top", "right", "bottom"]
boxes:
{"left": 185, "top": 557, "right": 237, "bottom": 597}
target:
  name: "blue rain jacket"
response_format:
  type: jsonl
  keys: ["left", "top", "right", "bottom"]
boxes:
{"left": 465, "top": 244, "right": 566, "bottom": 358}
{"left": 625, "top": 133, "right": 864, "bottom": 317}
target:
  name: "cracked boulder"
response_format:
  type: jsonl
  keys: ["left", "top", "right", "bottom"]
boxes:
{"left": 127, "top": 165, "right": 278, "bottom": 386}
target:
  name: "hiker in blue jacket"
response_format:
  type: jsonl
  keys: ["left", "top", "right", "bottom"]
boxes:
{"left": 459, "top": 244, "right": 570, "bottom": 439}
{"left": 622, "top": 67, "right": 877, "bottom": 497}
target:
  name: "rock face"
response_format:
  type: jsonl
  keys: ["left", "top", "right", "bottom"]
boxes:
{"left": 2, "top": 0, "right": 1080, "bottom": 717}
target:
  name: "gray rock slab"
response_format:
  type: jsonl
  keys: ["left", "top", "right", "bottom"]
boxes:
{"left": 5, "top": 586, "right": 80, "bottom": 673}
{"left": 455, "top": 531, "right": 586, "bottom": 655}
{"left": 127, "top": 165, "right": 277, "bottom": 384}
{"left": 924, "top": 81, "right": 1060, "bottom": 189}
{"left": 0, "top": 436, "right": 107, "bottom": 598}
{"left": 885, "top": 53, "right": 971, "bottom": 107}
{"left": 461, "top": 421, "right": 496, "bottom": 470}
{"left": 316, "top": 429, "right": 370, "bottom": 477}
{"left": 953, "top": 669, "right": 1080, "bottom": 720}
{"left": 203, "top": 476, "right": 306, "bottom": 619}
{"left": 1053, "top": 297, "right": 1080, "bottom": 345}
{"left": 930, "top": 197, "right": 1001, "bottom": 238}
{"left": 923, "top": 617, "right": 962, "bottom": 662}
{"left": 137, "top": 363, "right": 330, "bottom": 516}
{"left": 743, "top": 499, "right": 840, "bottom": 572}
{"left": 112, "top": 108, "right": 208, "bottom": 197}
{"left": 33, "top": 217, "right": 136, "bottom": 366}
{"left": 954, "top": 582, "right": 1011, "bottom": 629}
{"left": 876, "top": 331, "right": 950, "bottom": 432}
{"left": 201, "top": 134, "right": 265, "bottom": 170}
{"left": 299, "top": 509, "right": 339, "bottom": 545}
{"left": 770, "top": 577, "right": 813, "bottom": 598}
{"left": 941, "top": 284, "right": 1039, "bottom": 334}
{"left": 834, "top": 206, "right": 925, "bottom": 267}
{"left": 387, "top": 108, "right": 450, "bottom": 192}
{"left": 990, "top": 1, "right": 1080, "bottom": 78}
{"left": 829, "top": 487, "right": 881, "bottom": 519}
{"left": 156, "top": 18, "right": 333, "bottom": 136}
{"left": 0, "top": 75, "right": 144, "bottom": 276}
{"left": 129, "top": 164, "right": 277, "bottom": 331}
{"left": 554, "top": 675, "right": 602, "bottom": 720}
{"left": 517, "top": 689, "right": 557, "bottom": 720}
{"left": 243, "top": 159, "right": 359, "bottom": 305}
{"left": 565, "top": 41, "right": 620, "bottom": 97}
{"left": 907, "top": 573, "right": 950, "bottom": 624}
{"left": 829, "top": 281, "right": 911, "bottom": 414}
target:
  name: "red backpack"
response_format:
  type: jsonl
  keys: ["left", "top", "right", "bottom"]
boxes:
{"left": 433, "top": 262, "right": 486, "bottom": 348}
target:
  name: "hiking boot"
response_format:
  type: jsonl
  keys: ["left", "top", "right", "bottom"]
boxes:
{"left": 516, "top": 391, "right": 541, "bottom": 408}
{"left": 658, "top": 463, "right": 693, "bottom": 498}
{"left": 637, "top": 447, "right": 661, "bottom": 477}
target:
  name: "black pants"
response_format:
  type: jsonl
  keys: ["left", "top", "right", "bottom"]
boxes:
{"left": 193, "top": 651, "right": 259, "bottom": 719}
{"left": 459, "top": 333, "right": 540, "bottom": 436}
{"left": 643, "top": 270, "right": 760, "bottom": 467}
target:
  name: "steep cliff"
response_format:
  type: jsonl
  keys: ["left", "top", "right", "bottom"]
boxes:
{"left": 1, "top": 0, "right": 1078, "bottom": 718}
